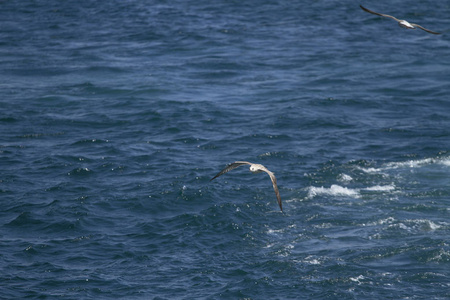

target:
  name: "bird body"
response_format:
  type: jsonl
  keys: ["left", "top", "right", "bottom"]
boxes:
{"left": 210, "top": 161, "right": 282, "bottom": 212}
{"left": 398, "top": 20, "right": 415, "bottom": 30}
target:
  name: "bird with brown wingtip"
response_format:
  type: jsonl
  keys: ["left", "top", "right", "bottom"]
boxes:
{"left": 210, "top": 161, "right": 283, "bottom": 212}
{"left": 360, "top": 5, "right": 441, "bottom": 35}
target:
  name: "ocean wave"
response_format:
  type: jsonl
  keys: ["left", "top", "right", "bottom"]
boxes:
{"left": 307, "top": 183, "right": 396, "bottom": 199}
{"left": 358, "top": 156, "right": 450, "bottom": 174}
{"left": 385, "top": 157, "right": 450, "bottom": 169}
{"left": 363, "top": 185, "right": 396, "bottom": 192}
{"left": 367, "top": 217, "right": 446, "bottom": 232}
{"left": 307, "top": 185, "right": 360, "bottom": 198}
{"left": 337, "top": 173, "right": 353, "bottom": 182}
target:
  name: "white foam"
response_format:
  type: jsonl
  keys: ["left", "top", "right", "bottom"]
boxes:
{"left": 304, "top": 256, "right": 322, "bottom": 265}
{"left": 266, "top": 223, "right": 296, "bottom": 235}
{"left": 267, "top": 228, "right": 284, "bottom": 234}
{"left": 350, "top": 275, "right": 365, "bottom": 284}
{"left": 366, "top": 216, "right": 395, "bottom": 226}
{"left": 440, "top": 157, "right": 450, "bottom": 166}
{"left": 385, "top": 158, "right": 435, "bottom": 169}
{"left": 408, "top": 219, "right": 443, "bottom": 231}
{"left": 385, "top": 156, "right": 450, "bottom": 170}
{"left": 358, "top": 156, "right": 450, "bottom": 174}
{"left": 428, "top": 249, "right": 450, "bottom": 262}
{"left": 427, "top": 221, "right": 441, "bottom": 231}
{"left": 380, "top": 219, "right": 446, "bottom": 232}
{"left": 338, "top": 173, "right": 353, "bottom": 182}
{"left": 358, "top": 167, "right": 383, "bottom": 174}
{"left": 307, "top": 184, "right": 360, "bottom": 198}
{"left": 364, "top": 184, "right": 395, "bottom": 192}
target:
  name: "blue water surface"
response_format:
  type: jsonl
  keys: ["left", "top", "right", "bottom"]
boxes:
{"left": 1, "top": 0, "right": 450, "bottom": 299}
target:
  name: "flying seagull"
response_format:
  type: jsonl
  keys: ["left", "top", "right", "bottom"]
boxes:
{"left": 210, "top": 161, "right": 282, "bottom": 211}
{"left": 360, "top": 5, "right": 441, "bottom": 35}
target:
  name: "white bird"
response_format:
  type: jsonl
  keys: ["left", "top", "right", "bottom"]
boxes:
{"left": 210, "top": 161, "right": 282, "bottom": 211}
{"left": 360, "top": 5, "right": 441, "bottom": 35}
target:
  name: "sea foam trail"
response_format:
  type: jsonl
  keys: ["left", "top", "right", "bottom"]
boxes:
{"left": 359, "top": 156, "right": 450, "bottom": 174}
{"left": 306, "top": 184, "right": 396, "bottom": 199}
{"left": 363, "top": 185, "right": 396, "bottom": 192}
{"left": 307, "top": 185, "right": 360, "bottom": 198}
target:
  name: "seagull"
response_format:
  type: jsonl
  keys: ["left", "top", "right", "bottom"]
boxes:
{"left": 360, "top": 5, "right": 441, "bottom": 35}
{"left": 210, "top": 161, "right": 282, "bottom": 211}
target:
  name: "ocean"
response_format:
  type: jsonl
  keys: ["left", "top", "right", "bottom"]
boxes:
{"left": 1, "top": 0, "right": 449, "bottom": 299}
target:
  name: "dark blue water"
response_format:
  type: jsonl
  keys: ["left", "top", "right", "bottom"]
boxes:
{"left": 1, "top": 1, "right": 450, "bottom": 298}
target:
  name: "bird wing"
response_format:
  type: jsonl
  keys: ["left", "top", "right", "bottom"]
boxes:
{"left": 360, "top": 5, "right": 401, "bottom": 22}
{"left": 210, "top": 161, "right": 252, "bottom": 181}
{"left": 410, "top": 23, "right": 441, "bottom": 35}
{"left": 261, "top": 167, "right": 282, "bottom": 212}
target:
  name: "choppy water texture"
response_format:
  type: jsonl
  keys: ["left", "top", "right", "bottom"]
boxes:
{"left": 1, "top": 0, "right": 450, "bottom": 299}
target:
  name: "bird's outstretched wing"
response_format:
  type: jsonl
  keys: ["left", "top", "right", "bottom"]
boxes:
{"left": 210, "top": 161, "right": 251, "bottom": 181}
{"left": 411, "top": 23, "right": 441, "bottom": 35}
{"left": 264, "top": 169, "right": 282, "bottom": 212}
{"left": 360, "top": 5, "right": 401, "bottom": 22}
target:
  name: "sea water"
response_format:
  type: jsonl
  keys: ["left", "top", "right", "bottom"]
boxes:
{"left": 1, "top": 1, "right": 449, "bottom": 299}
